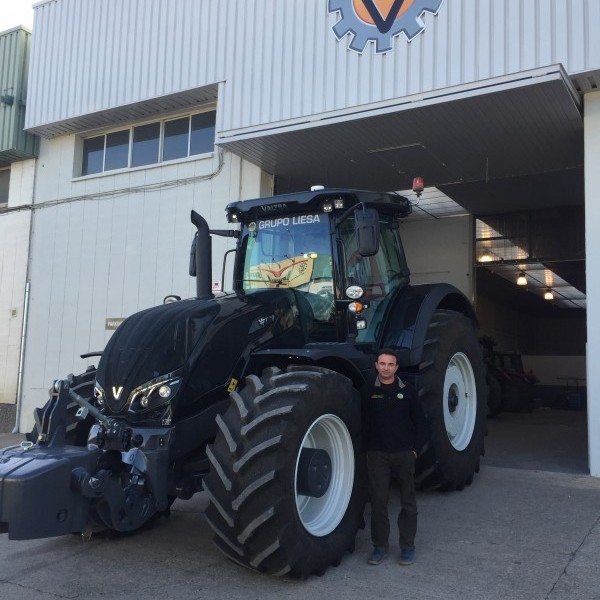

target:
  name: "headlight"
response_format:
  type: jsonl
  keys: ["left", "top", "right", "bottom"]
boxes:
{"left": 128, "top": 373, "right": 183, "bottom": 413}
{"left": 346, "top": 285, "right": 364, "bottom": 300}
{"left": 158, "top": 384, "right": 173, "bottom": 399}
{"left": 94, "top": 383, "right": 106, "bottom": 410}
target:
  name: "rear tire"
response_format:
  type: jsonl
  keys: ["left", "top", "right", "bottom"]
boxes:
{"left": 203, "top": 365, "right": 367, "bottom": 578}
{"left": 415, "top": 310, "right": 487, "bottom": 491}
{"left": 486, "top": 372, "right": 503, "bottom": 417}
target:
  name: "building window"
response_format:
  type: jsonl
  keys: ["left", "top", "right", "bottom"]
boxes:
{"left": 81, "top": 110, "right": 216, "bottom": 176}
{"left": 82, "top": 136, "right": 104, "bottom": 175}
{"left": 0, "top": 168, "right": 10, "bottom": 205}
{"left": 191, "top": 112, "right": 216, "bottom": 155}
{"left": 132, "top": 122, "right": 160, "bottom": 168}
{"left": 163, "top": 116, "right": 190, "bottom": 161}
{"left": 105, "top": 129, "right": 130, "bottom": 171}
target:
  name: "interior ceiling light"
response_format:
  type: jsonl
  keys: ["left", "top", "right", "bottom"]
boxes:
{"left": 544, "top": 288, "right": 554, "bottom": 301}
{"left": 474, "top": 218, "right": 586, "bottom": 309}
{"left": 516, "top": 272, "right": 527, "bottom": 286}
{"left": 478, "top": 252, "right": 493, "bottom": 263}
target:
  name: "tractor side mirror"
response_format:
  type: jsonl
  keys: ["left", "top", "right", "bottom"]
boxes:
{"left": 189, "top": 233, "right": 197, "bottom": 276}
{"left": 355, "top": 207, "right": 380, "bottom": 256}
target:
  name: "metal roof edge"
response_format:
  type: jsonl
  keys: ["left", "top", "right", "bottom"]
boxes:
{"left": 217, "top": 65, "right": 578, "bottom": 146}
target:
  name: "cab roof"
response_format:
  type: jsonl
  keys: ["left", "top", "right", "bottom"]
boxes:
{"left": 225, "top": 188, "right": 411, "bottom": 222}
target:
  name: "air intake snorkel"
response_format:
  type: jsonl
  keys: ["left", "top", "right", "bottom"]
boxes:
{"left": 190, "top": 210, "right": 214, "bottom": 300}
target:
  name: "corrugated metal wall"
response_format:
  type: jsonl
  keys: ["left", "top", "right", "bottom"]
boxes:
{"left": 0, "top": 27, "right": 38, "bottom": 161}
{"left": 220, "top": 0, "right": 600, "bottom": 135}
{"left": 26, "top": 0, "right": 600, "bottom": 136}
{"left": 27, "top": 0, "right": 226, "bottom": 132}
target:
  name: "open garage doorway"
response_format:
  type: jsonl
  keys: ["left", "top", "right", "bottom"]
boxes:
{"left": 465, "top": 173, "right": 587, "bottom": 475}
{"left": 397, "top": 176, "right": 588, "bottom": 476}
{"left": 223, "top": 66, "right": 589, "bottom": 475}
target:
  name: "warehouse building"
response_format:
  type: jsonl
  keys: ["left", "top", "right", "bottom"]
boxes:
{"left": 0, "top": 0, "right": 598, "bottom": 472}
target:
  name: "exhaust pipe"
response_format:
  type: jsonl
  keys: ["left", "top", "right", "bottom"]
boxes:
{"left": 190, "top": 210, "right": 214, "bottom": 300}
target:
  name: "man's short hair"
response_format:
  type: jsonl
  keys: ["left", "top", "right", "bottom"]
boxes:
{"left": 376, "top": 348, "right": 398, "bottom": 363}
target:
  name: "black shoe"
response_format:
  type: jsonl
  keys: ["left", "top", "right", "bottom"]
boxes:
{"left": 399, "top": 547, "right": 415, "bottom": 565}
{"left": 368, "top": 547, "right": 387, "bottom": 565}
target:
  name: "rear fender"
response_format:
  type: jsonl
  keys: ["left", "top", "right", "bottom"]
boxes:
{"left": 380, "top": 283, "right": 477, "bottom": 367}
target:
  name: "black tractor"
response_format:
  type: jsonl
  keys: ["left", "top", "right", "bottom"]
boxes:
{"left": 0, "top": 188, "right": 487, "bottom": 578}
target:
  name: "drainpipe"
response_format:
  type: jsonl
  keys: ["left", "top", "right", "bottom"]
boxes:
{"left": 12, "top": 281, "right": 30, "bottom": 433}
{"left": 13, "top": 157, "right": 37, "bottom": 434}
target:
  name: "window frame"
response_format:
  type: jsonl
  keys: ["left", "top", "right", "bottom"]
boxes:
{"left": 0, "top": 167, "right": 10, "bottom": 206}
{"left": 79, "top": 108, "right": 216, "bottom": 177}
{"left": 162, "top": 115, "right": 193, "bottom": 162}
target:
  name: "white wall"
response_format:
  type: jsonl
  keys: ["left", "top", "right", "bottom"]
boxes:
{"left": 400, "top": 215, "right": 474, "bottom": 300}
{"left": 17, "top": 140, "right": 271, "bottom": 431}
{"left": 0, "top": 160, "right": 34, "bottom": 405}
{"left": 585, "top": 90, "right": 600, "bottom": 477}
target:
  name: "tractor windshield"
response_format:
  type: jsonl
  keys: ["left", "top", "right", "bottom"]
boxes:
{"left": 240, "top": 214, "right": 335, "bottom": 324}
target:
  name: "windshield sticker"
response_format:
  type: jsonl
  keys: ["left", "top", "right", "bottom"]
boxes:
{"left": 257, "top": 214, "right": 321, "bottom": 229}
{"left": 249, "top": 256, "right": 314, "bottom": 289}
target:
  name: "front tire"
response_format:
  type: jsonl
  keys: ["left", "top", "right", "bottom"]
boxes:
{"left": 415, "top": 310, "right": 487, "bottom": 491}
{"left": 203, "top": 365, "right": 367, "bottom": 578}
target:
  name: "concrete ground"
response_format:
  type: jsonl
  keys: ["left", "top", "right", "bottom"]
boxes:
{"left": 0, "top": 408, "right": 598, "bottom": 600}
{"left": 0, "top": 404, "right": 16, "bottom": 434}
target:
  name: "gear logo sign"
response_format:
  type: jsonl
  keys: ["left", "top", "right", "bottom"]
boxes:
{"left": 329, "top": 0, "right": 445, "bottom": 53}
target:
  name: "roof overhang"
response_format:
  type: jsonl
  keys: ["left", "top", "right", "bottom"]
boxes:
{"left": 26, "top": 84, "right": 220, "bottom": 138}
{"left": 217, "top": 65, "right": 583, "bottom": 198}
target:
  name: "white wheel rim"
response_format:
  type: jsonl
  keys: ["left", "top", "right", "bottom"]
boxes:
{"left": 294, "top": 414, "right": 354, "bottom": 537}
{"left": 443, "top": 352, "right": 477, "bottom": 451}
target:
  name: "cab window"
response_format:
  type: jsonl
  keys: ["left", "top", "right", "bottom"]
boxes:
{"left": 339, "top": 215, "right": 409, "bottom": 343}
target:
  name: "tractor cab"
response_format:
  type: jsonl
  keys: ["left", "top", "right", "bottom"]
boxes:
{"left": 227, "top": 189, "right": 412, "bottom": 345}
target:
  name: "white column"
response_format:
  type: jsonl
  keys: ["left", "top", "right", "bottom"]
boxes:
{"left": 585, "top": 91, "right": 600, "bottom": 477}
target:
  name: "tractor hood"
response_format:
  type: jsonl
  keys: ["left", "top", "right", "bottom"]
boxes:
{"left": 95, "top": 290, "right": 308, "bottom": 415}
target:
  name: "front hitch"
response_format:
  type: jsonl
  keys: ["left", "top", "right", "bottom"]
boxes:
{"left": 1, "top": 379, "right": 173, "bottom": 540}
{"left": 32, "top": 377, "right": 129, "bottom": 449}
{"left": 0, "top": 379, "right": 102, "bottom": 539}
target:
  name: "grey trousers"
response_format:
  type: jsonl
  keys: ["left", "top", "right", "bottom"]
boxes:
{"left": 367, "top": 450, "right": 417, "bottom": 550}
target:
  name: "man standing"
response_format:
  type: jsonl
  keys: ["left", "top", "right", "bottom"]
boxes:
{"left": 363, "top": 348, "right": 428, "bottom": 566}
